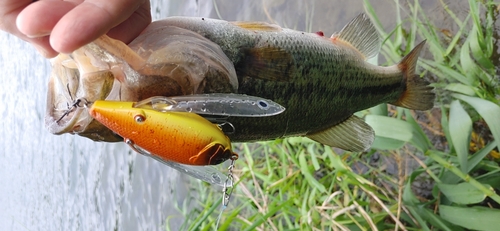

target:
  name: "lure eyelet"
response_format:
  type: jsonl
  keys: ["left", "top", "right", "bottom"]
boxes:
{"left": 134, "top": 114, "right": 146, "bottom": 124}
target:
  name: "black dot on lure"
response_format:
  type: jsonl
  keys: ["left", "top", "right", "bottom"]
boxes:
{"left": 258, "top": 100, "right": 269, "bottom": 110}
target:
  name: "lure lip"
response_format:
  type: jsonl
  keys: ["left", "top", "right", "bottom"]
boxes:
{"left": 126, "top": 140, "right": 228, "bottom": 186}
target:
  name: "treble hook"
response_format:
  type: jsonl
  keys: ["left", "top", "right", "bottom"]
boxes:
{"left": 55, "top": 98, "right": 89, "bottom": 124}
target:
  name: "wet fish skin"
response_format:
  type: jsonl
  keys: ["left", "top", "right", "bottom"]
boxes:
{"left": 46, "top": 26, "right": 239, "bottom": 141}
{"left": 46, "top": 13, "right": 435, "bottom": 152}
{"left": 157, "top": 14, "right": 434, "bottom": 151}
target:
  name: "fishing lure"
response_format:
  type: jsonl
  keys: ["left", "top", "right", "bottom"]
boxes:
{"left": 135, "top": 93, "right": 285, "bottom": 117}
{"left": 86, "top": 93, "right": 285, "bottom": 184}
{"left": 89, "top": 100, "right": 238, "bottom": 165}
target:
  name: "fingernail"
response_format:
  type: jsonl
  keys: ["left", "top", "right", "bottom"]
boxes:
{"left": 26, "top": 31, "right": 51, "bottom": 39}
{"left": 32, "top": 44, "right": 49, "bottom": 57}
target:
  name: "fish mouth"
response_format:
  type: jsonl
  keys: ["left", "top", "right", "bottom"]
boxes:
{"left": 44, "top": 24, "right": 239, "bottom": 142}
{"left": 45, "top": 52, "right": 123, "bottom": 142}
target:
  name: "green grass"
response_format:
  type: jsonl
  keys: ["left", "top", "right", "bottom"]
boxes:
{"left": 170, "top": 0, "right": 500, "bottom": 230}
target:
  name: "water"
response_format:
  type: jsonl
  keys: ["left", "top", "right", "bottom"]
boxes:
{"left": 0, "top": 32, "right": 189, "bottom": 231}
{"left": 0, "top": 0, "right": 463, "bottom": 230}
{"left": 0, "top": 2, "right": 202, "bottom": 231}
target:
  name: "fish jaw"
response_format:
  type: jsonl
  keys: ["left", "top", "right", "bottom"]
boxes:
{"left": 45, "top": 26, "right": 239, "bottom": 142}
{"left": 44, "top": 50, "right": 123, "bottom": 141}
{"left": 89, "top": 100, "right": 235, "bottom": 165}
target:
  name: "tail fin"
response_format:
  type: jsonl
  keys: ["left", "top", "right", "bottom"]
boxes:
{"left": 392, "top": 41, "right": 435, "bottom": 110}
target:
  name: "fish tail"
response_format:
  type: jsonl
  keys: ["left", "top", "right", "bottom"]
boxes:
{"left": 392, "top": 40, "right": 435, "bottom": 110}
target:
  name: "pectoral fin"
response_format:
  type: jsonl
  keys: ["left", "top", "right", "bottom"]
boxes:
{"left": 306, "top": 115, "right": 374, "bottom": 152}
{"left": 236, "top": 47, "right": 294, "bottom": 82}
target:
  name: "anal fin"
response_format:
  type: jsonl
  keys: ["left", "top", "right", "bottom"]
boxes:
{"left": 306, "top": 115, "right": 375, "bottom": 152}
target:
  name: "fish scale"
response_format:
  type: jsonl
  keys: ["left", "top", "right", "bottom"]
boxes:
{"left": 45, "top": 13, "right": 434, "bottom": 152}
{"left": 160, "top": 14, "right": 434, "bottom": 151}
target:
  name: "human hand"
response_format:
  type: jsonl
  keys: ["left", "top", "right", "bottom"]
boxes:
{"left": 0, "top": 0, "right": 151, "bottom": 58}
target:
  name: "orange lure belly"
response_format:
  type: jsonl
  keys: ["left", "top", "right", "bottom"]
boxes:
{"left": 89, "top": 101, "right": 236, "bottom": 165}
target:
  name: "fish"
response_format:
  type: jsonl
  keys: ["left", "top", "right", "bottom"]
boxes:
{"left": 88, "top": 100, "right": 238, "bottom": 165}
{"left": 45, "top": 13, "right": 435, "bottom": 152}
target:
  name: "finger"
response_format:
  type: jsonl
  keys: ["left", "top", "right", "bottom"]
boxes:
{"left": 50, "top": 0, "right": 148, "bottom": 53}
{"left": 16, "top": 1, "right": 78, "bottom": 57}
{"left": 106, "top": 1, "right": 151, "bottom": 44}
{"left": 0, "top": 0, "right": 58, "bottom": 57}
{"left": 0, "top": 0, "right": 32, "bottom": 34}
{"left": 17, "top": 1, "right": 77, "bottom": 38}
{"left": 29, "top": 35, "right": 58, "bottom": 58}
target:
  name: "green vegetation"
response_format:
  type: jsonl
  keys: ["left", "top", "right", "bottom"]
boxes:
{"left": 170, "top": 0, "right": 500, "bottom": 230}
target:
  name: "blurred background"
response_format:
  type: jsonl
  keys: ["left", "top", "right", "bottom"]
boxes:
{"left": 2, "top": 0, "right": 491, "bottom": 230}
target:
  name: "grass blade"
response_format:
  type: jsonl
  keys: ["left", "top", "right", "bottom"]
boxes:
{"left": 365, "top": 115, "right": 413, "bottom": 141}
{"left": 453, "top": 94, "right": 500, "bottom": 151}
{"left": 437, "top": 182, "right": 487, "bottom": 204}
{"left": 427, "top": 150, "right": 500, "bottom": 204}
{"left": 298, "top": 150, "right": 326, "bottom": 193}
{"left": 449, "top": 100, "right": 472, "bottom": 173}
{"left": 467, "top": 142, "right": 497, "bottom": 173}
{"left": 242, "top": 198, "right": 294, "bottom": 231}
{"left": 444, "top": 83, "right": 477, "bottom": 96}
{"left": 365, "top": 115, "right": 414, "bottom": 150}
{"left": 440, "top": 205, "right": 500, "bottom": 231}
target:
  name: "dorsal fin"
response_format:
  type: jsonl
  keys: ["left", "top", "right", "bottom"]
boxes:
{"left": 231, "top": 21, "right": 282, "bottom": 32}
{"left": 331, "top": 13, "right": 380, "bottom": 59}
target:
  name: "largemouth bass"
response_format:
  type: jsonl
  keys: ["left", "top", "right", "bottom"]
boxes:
{"left": 46, "top": 13, "right": 434, "bottom": 151}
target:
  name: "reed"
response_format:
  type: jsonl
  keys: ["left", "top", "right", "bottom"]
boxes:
{"left": 172, "top": 0, "right": 500, "bottom": 230}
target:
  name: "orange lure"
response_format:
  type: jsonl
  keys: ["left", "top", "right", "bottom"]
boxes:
{"left": 89, "top": 100, "right": 238, "bottom": 165}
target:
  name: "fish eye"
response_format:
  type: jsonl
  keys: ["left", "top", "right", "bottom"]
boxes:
{"left": 134, "top": 114, "right": 146, "bottom": 124}
{"left": 257, "top": 100, "right": 269, "bottom": 110}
